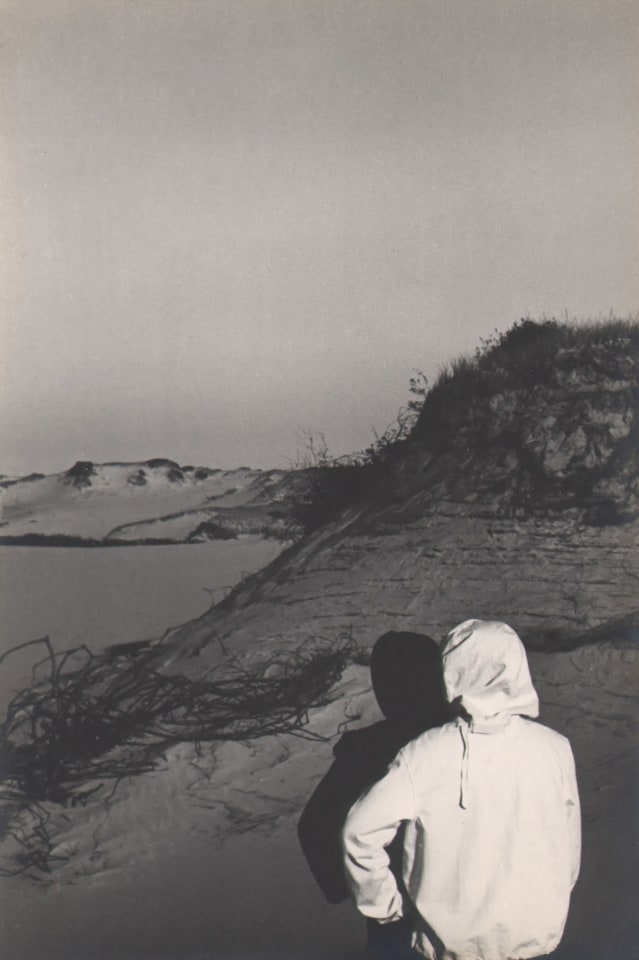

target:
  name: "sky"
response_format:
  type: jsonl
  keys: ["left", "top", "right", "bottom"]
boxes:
{"left": 1, "top": 0, "right": 638, "bottom": 476}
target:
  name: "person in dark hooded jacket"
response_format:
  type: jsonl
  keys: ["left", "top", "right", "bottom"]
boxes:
{"left": 298, "top": 631, "right": 451, "bottom": 958}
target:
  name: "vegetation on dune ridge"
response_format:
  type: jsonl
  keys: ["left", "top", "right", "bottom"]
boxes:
{"left": 0, "top": 473, "right": 45, "bottom": 489}
{"left": 63, "top": 461, "right": 97, "bottom": 489}
{"left": 413, "top": 316, "right": 639, "bottom": 442}
{"left": 284, "top": 317, "right": 639, "bottom": 533}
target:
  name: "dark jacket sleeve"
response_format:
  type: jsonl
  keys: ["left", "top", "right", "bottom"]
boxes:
{"left": 298, "top": 725, "right": 403, "bottom": 904}
{"left": 297, "top": 753, "right": 353, "bottom": 903}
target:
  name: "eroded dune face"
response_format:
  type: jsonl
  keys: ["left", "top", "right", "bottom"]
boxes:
{"left": 155, "top": 331, "right": 638, "bottom": 666}
{"left": 157, "top": 503, "right": 639, "bottom": 673}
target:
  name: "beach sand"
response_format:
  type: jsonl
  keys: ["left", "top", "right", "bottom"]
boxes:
{"left": 1, "top": 824, "right": 367, "bottom": 960}
{"left": 0, "top": 667, "right": 375, "bottom": 960}
{"left": 1, "top": 640, "right": 637, "bottom": 960}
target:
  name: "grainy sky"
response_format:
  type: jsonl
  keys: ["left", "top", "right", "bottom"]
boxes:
{"left": 1, "top": 0, "right": 638, "bottom": 476}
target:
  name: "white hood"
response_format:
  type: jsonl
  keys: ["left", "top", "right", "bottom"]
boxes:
{"left": 442, "top": 619, "right": 539, "bottom": 724}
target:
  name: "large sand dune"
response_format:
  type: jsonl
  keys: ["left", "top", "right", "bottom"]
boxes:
{"left": 0, "top": 461, "right": 293, "bottom": 543}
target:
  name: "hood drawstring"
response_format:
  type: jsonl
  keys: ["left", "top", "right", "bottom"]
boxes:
{"left": 443, "top": 619, "right": 541, "bottom": 812}
{"left": 458, "top": 721, "right": 470, "bottom": 810}
{"left": 457, "top": 716, "right": 513, "bottom": 809}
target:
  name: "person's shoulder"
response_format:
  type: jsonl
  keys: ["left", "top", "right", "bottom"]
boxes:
{"left": 333, "top": 722, "right": 398, "bottom": 760}
{"left": 394, "top": 722, "right": 464, "bottom": 791}
{"left": 517, "top": 717, "right": 575, "bottom": 759}
{"left": 399, "top": 721, "right": 461, "bottom": 765}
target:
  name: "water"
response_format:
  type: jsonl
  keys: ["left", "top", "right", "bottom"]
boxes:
{"left": 0, "top": 539, "right": 283, "bottom": 706}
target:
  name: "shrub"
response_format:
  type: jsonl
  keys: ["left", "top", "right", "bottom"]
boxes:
{"left": 187, "top": 520, "right": 237, "bottom": 541}
{"left": 413, "top": 314, "right": 639, "bottom": 448}
{"left": 127, "top": 469, "right": 147, "bottom": 486}
{"left": 284, "top": 316, "right": 639, "bottom": 534}
{"left": 283, "top": 462, "right": 373, "bottom": 535}
{"left": 63, "top": 461, "right": 96, "bottom": 488}
{"left": 281, "top": 372, "right": 428, "bottom": 536}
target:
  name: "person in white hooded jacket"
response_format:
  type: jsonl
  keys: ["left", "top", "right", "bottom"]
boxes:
{"left": 342, "top": 620, "right": 581, "bottom": 960}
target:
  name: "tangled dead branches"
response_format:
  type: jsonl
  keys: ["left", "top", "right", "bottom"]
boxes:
{"left": 0, "top": 632, "right": 357, "bottom": 871}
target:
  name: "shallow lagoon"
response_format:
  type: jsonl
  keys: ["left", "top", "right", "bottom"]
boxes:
{"left": 0, "top": 539, "right": 283, "bottom": 707}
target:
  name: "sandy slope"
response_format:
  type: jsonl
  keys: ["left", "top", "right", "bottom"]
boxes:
{"left": 156, "top": 501, "right": 639, "bottom": 672}
{"left": 1, "top": 634, "right": 636, "bottom": 960}
{"left": 529, "top": 640, "right": 638, "bottom": 957}
{"left": 0, "top": 665, "right": 376, "bottom": 960}
{"left": 1, "top": 498, "right": 636, "bottom": 959}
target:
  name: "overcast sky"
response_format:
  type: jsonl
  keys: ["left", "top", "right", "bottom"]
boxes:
{"left": 1, "top": 0, "right": 637, "bottom": 476}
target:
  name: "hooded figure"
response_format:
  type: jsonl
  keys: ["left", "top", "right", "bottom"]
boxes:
{"left": 343, "top": 620, "right": 581, "bottom": 960}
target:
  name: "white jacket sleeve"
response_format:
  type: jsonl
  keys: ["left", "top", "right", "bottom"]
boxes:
{"left": 342, "top": 752, "right": 416, "bottom": 923}
{"left": 563, "top": 744, "right": 581, "bottom": 890}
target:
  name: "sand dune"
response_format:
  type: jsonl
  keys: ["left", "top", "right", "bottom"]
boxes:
{"left": 0, "top": 461, "right": 293, "bottom": 543}
{"left": 0, "top": 665, "right": 375, "bottom": 959}
{"left": 1, "top": 632, "right": 636, "bottom": 959}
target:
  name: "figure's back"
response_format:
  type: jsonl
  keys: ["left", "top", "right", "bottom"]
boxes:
{"left": 400, "top": 717, "right": 580, "bottom": 960}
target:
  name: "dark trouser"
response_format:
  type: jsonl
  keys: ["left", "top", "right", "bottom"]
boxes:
{"left": 366, "top": 918, "right": 422, "bottom": 960}
{"left": 367, "top": 920, "right": 550, "bottom": 960}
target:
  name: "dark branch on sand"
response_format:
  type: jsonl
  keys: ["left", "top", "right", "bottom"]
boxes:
{"left": 0, "top": 633, "right": 357, "bottom": 873}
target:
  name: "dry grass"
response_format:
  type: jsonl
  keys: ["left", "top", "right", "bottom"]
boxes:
{"left": 0, "top": 633, "right": 357, "bottom": 872}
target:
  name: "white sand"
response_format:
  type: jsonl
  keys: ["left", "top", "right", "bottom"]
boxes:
{"left": 1, "top": 820, "right": 367, "bottom": 960}
{"left": 0, "top": 668, "right": 375, "bottom": 960}
{"left": 0, "top": 463, "right": 288, "bottom": 540}
{"left": 2, "top": 641, "right": 635, "bottom": 959}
